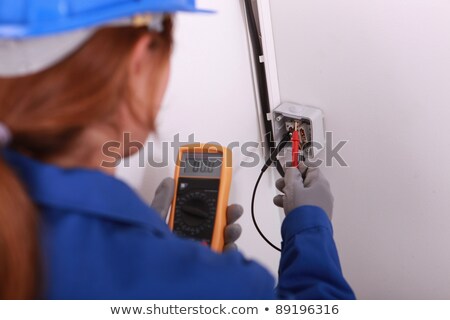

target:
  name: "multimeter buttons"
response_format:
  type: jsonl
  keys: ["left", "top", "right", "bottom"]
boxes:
{"left": 175, "top": 191, "right": 216, "bottom": 236}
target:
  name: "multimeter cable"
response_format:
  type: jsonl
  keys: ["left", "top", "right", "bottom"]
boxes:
{"left": 251, "top": 132, "right": 292, "bottom": 252}
{"left": 261, "top": 132, "right": 291, "bottom": 175}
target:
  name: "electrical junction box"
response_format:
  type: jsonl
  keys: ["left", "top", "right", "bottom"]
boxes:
{"left": 272, "top": 103, "right": 325, "bottom": 159}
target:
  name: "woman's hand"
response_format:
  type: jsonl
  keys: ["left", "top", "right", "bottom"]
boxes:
{"left": 223, "top": 204, "right": 243, "bottom": 251}
{"left": 273, "top": 165, "right": 334, "bottom": 220}
{"left": 151, "top": 178, "right": 243, "bottom": 251}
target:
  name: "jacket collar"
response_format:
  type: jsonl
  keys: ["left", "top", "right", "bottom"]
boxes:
{"left": 2, "top": 149, "right": 163, "bottom": 229}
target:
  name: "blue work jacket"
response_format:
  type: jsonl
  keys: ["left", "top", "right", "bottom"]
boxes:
{"left": 3, "top": 149, "right": 355, "bottom": 300}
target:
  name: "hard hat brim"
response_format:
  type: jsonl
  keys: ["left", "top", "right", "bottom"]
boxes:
{"left": 0, "top": 1, "right": 213, "bottom": 77}
{"left": 0, "top": 0, "right": 213, "bottom": 39}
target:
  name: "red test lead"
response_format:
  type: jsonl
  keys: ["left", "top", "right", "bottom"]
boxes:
{"left": 291, "top": 122, "right": 301, "bottom": 167}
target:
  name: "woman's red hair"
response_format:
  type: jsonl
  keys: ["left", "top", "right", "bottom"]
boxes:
{"left": 0, "top": 17, "right": 173, "bottom": 299}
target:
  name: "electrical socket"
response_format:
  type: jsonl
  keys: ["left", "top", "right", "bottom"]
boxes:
{"left": 272, "top": 103, "right": 325, "bottom": 159}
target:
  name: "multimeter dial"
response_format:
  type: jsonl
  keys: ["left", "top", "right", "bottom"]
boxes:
{"left": 173, "top": 178, "right": 220, "bottom": 244}
{"left": 178, "top": 192, "right": 215, "bottom": 228}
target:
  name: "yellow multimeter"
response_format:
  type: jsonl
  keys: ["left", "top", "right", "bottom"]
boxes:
{"left": 169, "top": 144, "right": 232, "bottom": 253}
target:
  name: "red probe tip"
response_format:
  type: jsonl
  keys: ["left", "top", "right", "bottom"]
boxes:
{"left": 291, "top": 130, "right": 300, "bottom": 167}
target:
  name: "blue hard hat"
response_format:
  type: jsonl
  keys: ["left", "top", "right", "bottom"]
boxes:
{"left": 0, "top": 0, "right": 211, "bottom": 77}
{"left": 0, "top": 0, "right": 210, "bottom": 38}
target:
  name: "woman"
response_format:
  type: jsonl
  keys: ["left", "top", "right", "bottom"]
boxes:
{"left": 0, "top": 0, "right": 354, "bottom": 299}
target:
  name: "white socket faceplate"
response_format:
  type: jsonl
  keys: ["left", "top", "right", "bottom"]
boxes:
{"left": 272, "top": 102, "right": 325, "bottom": 158}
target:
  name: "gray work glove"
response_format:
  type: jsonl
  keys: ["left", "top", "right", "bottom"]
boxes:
{"left": 273, "top": 165, "right": 334, "bottom": 220}
{"left": 151, "top": 177, "right": 176, "bottom": 219}
{"left": 151, "top": 178, "right": 243, "bottom": 251}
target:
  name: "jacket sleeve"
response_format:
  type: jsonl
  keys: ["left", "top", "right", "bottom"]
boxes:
{"left": 276, "top": 206, "right": 356, "bottom": 300}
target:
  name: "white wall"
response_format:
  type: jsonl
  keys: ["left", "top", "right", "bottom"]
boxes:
{"left": 269, "top": 0, "right": 450, "bottom": 299}
{"left": 117, "top": 0, "right": 283, "bottom": 277}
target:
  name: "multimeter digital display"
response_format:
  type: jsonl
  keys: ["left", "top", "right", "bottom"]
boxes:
{"left": 169, "top": 145, "right": 232, "bottom": 252}
{"left": 180, "top": 153, "right": 222, "bottom": 178}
